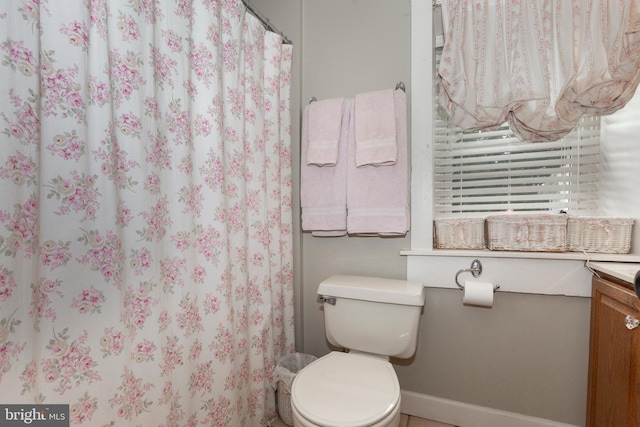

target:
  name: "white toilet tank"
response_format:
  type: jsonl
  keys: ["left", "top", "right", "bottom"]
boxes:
{"left": 318, "top": 275, "right": 426, "bottom": 359}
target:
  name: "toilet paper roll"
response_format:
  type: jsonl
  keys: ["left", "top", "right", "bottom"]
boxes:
{"left": 462, "top": 279, "right": 494, "bottom": 307}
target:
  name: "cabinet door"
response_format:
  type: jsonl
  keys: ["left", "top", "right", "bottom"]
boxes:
{"left": 587, "top": 276, "right": 640, "bottom": 427}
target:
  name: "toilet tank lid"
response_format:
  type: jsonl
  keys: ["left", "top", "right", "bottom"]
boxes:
{"left": 317, "top": 275, "right": 426, "bottom": 306}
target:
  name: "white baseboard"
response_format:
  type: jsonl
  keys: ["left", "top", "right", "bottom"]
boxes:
{"left": 400, "top": 390, "right": 580, "bottom": 427}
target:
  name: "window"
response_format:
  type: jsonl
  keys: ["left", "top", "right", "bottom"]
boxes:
{"left": 406, "top": 1, "right": 638, "bottom": 292}
{"left": 433, "top": 48, "right": 601, "bottom": 218}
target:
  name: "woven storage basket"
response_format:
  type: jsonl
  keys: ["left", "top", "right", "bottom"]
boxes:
{"left": 486, "top": 214, "right": 568, "bottom": 252}
{"left": 434, "top": 218, "right": 485, "bottom": 249}
{"left": 276, "top": 380, "right": 294, "bottom": 426}
{"left": 274, "top": 353, "right": 317, "bottom": 426}
{"left": 567, "top": 217, "right": 634, "bottom": 254}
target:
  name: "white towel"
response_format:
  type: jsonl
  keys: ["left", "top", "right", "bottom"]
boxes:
{"left": 354, "top": 89, "right": 397, "bottom": 166}
{"left": 301, "top": 99, "right": 352, "bottom": 236}
{"left": 347, "top": 90, "right": 409, "bottom": 235}
{"left": 307, "top": 97, "right": 345, "bottom": 166}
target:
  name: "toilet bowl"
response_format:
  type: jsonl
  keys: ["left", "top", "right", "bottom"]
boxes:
{"left": 289, "top": 275, "right": 425, "bottom": 427}
{"left": 291, "top": 352, "right": 401, "bottom": 427}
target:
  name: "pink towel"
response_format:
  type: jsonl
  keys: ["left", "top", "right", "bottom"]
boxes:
{"left": 307, "top": 97, "right": 345, "bottom": 166}
{"left": 347, "top": 90, "right": 409, "bottom": 235}
{"left": 301, "top": 99, "right": 352, "bottom": 236}
{"left": 354, "top": 89, "right": 397, "bottom": 166}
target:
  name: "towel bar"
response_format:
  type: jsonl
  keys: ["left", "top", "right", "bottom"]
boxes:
{"left": 309, "top": 82, "right": 405, "bottom": 105}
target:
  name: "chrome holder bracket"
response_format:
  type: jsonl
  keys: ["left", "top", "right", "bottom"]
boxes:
{"left": 455, "top": 259, "right": 499, "bottom": 291}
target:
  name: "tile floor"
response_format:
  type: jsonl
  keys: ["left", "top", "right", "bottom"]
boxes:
{"left": 399, "top": 413, "right": 456, "bottom": 427}
{"left": 271, "top": 413, "right": 456, "bottom": 427}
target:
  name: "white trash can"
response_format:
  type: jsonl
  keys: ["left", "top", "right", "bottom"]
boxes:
{"left": 274, "top": 353, "right": 317, "bottom": 426}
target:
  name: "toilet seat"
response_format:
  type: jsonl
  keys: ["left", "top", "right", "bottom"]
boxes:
{"left": 291, "top": 351, "right": 400, "bottom": 427}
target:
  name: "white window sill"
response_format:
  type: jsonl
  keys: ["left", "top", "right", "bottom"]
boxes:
{"left": 402, "top": 249, "right": 640, "bottom": 297}
{"left": 401, "top": 248, "right": 640, "bottom": 263}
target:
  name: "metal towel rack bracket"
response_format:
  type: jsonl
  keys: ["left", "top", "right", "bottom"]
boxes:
{"left": 455, "top": 259, "right": 500, "bottom": 291}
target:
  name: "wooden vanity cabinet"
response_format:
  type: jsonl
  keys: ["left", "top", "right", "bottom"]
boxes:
{"left": 586, "top": 275, "right": 640, "bottom": 427}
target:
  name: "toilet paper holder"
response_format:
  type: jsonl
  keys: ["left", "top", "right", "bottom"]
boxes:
{"left": 455, "top": 259, "right": 500, "bottom": 291}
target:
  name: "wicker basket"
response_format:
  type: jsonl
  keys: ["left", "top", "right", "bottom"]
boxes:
{"left": 567, "top": 217, "right": 634, "bottom": 254}
{"left": 486, "top": 213, "right": 568, "bottom": 252}
{"left": 276, "top": 380, "right": 294, "bottom": 426}
{"left": 274, "top": 353, "right": 317, "bottom": 426}
{"left": 434, "top": 218, "right": 485, "bottom": 249}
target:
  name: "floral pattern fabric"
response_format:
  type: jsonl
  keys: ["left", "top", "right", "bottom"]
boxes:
{"left": 438, "top": 0, "right": 640, "bottom": 142}
{"left": 0, "top": 0, "right": 294, "bottom": 425}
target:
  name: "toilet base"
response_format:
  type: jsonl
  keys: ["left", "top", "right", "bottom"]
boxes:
{"left": 291, "top": 396, "right": 401, "bottom": 427}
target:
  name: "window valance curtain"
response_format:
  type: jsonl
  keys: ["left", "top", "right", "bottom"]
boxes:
{"left": 437, "top": 0, "right": 640, "bottom": 142}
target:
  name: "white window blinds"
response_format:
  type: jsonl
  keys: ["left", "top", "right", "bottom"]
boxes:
{"left": 434, "top": 50, "right": 601, "bottom": 217}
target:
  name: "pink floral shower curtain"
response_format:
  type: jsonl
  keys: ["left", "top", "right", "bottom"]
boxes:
{"left": 0, "top": 0, "right": 294, "bottom": 425}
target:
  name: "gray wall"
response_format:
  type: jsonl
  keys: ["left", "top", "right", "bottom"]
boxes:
{"left": 299, "top": 0, "right": 413, "bottom": 360}
{"left": 253, "top": 1, "right": 590, "bottom": 425}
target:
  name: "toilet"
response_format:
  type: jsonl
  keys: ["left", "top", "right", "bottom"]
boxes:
{"left": 291, "top": 275, "right": 426, "bottom": 427}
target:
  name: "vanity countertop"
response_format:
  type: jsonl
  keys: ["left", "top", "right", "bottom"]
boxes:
{"left": 589, "top": 261, "right": 640, "bottom": 285}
